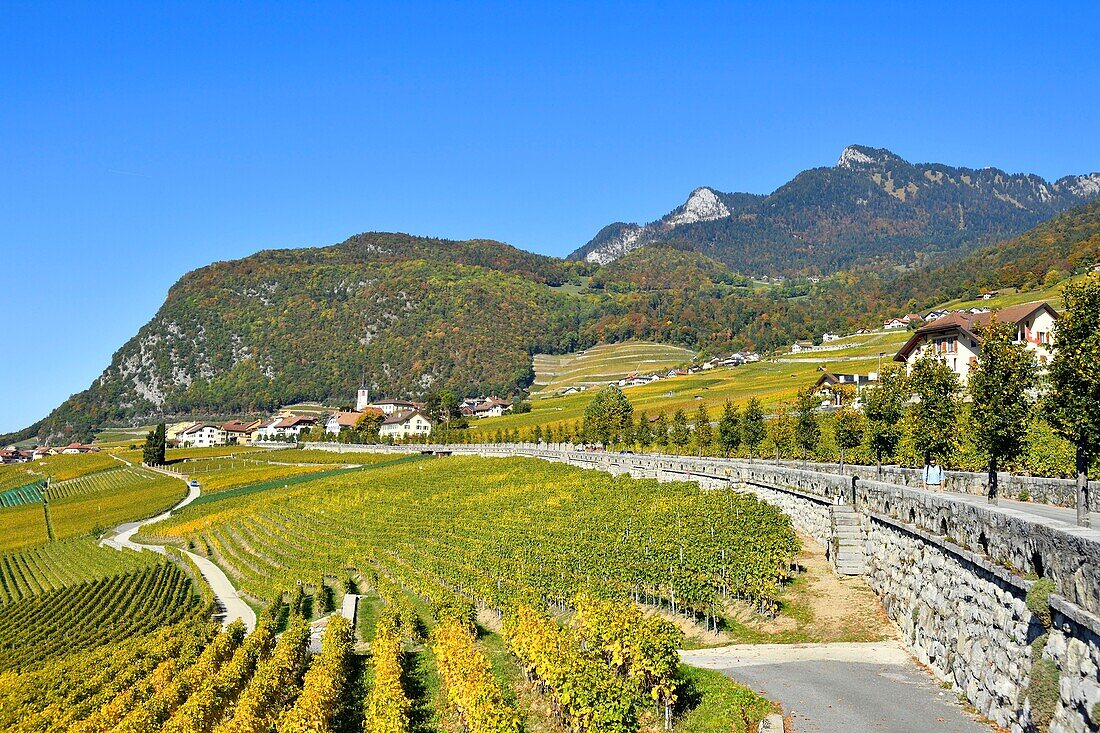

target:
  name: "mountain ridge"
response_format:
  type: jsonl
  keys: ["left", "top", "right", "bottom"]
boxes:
{"left": 570, "top": 145, "right": 1100, "bottom": 273}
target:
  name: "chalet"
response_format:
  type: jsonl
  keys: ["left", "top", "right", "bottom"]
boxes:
{"left": 665, "top": 368, "right": 688, "bottom": 378}
{"left": 615, "top": 373, "right": 651, "bottom": 388}
{"left": 894, "top": 302, "right": 1058, "bottom": 382}
{"left": 790, "top": 340, "right": 814, "bottom": 353}
{"left": 813, "top": 370, "right": 878, "bottom": 406}
{"left": 883, "top": 317, "right": 909, "bottom": 330}
{"left": 222, "top": 420, "right": 262, "bottom": 446}
{"left": 472, "top": 397, "right": 512, "bottom": 419}
{"left": 379, "top": 410, "right": 433, "bottom": 440}
{"left": 981, "top": 291, "right": 1000, "bottom": 300}
{"left": 178, "top": 424, "right": 226, "bottom": 448}
{"left": 924, "top": 310, "right": 949, "bottom": 322}
{"left": 369, "top": 399, "right": 418, "bottom": 416}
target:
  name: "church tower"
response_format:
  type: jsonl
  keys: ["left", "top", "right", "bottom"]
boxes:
{"left": 356, "top": 387, "right": 370, "bottom": 411}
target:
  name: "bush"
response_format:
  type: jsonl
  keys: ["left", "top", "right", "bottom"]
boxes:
{"left": 1026, "top": 578, "right": 1056, "bottom": 629}
{"left": 1027, "top": 652, "right": 1060, "bottom": 732}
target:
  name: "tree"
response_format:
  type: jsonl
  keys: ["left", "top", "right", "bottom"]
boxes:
{"left": 355, "top": 412, "right": 383, "bottom": 443}
{"left": 908, "top": 353, "right": 962, "bottom": 464}
{"left": 142, "top": 423, "right": 166, "bottom": 466}
{"left": 768, "top": 407, "right": 795, "bottom": 464}
{"left": 741, "top": 398, "right": 765, "bottom": 461}
{"left": 793, "top": 390, "right": 821, "bottom": 463}
{"left": 635, "top": 411, "right": 653, "bottom": 448}
{"left": 142, "top": 428, "right": 156, "bottom": 465}
{"left": 692, "top": 404, "right": 713, "bottom": 454}
{"left": 716, "top": 400, "right": 741, "bottom": 457}
{"left": 669, "top": 409, "right": 690, "bottom": 451}
{"left": 582, "top": 386, "right": 634, "bottom": 445}
{"left": 968, "top": 320, "right": 1038, "bottom": 504}
{"left": 833, "top": 407, "right": 864, "bottom": 475}
{"left": 652, "top": 413, "right": 669, "bottom": 448}
{"left": 863, "top": 363, "right": 906, "bottom": 475}
{"left": 1046, "top": 274, "right": 1100, "bottom": 526}
{"left": 533, "top": 424, "right": 543, "bottom": 444}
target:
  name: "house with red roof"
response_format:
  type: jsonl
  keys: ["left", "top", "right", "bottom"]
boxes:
{"left": 894, "top": 302, "right": 1058, "bottom": 382}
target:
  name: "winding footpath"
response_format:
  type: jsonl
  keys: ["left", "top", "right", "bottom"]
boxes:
{"left": 99, "top": 467, "right": 257, "bottom": 632}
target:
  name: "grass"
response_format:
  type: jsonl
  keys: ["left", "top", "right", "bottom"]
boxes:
{"left": 673, "top": 665, "right": 775, "bottom": 733}
{"left": 474, "top": 358, "right": 877, "bottom": 435}
{"left": 531, "top": 340, "right": 695, "bottom": 396}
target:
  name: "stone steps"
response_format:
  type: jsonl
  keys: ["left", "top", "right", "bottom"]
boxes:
{"left": 830, "top": 504, "right": 867, "bottom": 575}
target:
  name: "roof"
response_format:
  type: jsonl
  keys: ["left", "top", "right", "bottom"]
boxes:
{"left": 222, "top": 420, "right": 260, "bottom": 433}
{"left": 330, "top": 409, "right": 383, "bottom": 427}
{"left": 381, "top": 409, "right": 430, "bottom": 426}
{"left": 371, "top": 399, "right": 417, "bottom": 407}
{"left": 274, "top": 415, "right": 316, "bottom": 429}
{"left": 895, "top": 302, "right": 1058, "bottom": 361}
{"left": 181, "top": 423, "right": 220, "bottom": 435}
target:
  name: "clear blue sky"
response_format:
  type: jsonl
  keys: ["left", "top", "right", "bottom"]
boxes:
{"left": 2, "top": 1, "right": 1099, "bottom": 434}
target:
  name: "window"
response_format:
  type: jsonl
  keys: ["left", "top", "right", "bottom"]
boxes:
{"left": 933, "top": 336, "right": 956, "bottom": 354}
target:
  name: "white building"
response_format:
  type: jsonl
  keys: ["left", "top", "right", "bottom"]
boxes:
{"left": 894, "top": 302, "right": 1058, "bottom": 383}
{"left": 369, "top": 399, "right": 418, "bottom": 416}
{"left": 355, "top": 388, "right": 371, "bottom": 412}
{"left": 379, "top": 410, "right": 433, "bottom": 440}
{"left": 178, "top": 424, "right": 227, "bottom": 448}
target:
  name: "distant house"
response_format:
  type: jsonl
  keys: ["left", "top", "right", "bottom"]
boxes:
{"left": 821, "top": 333, "right": 841, "bottom": 343}
{"left": 472, "top": 397, "right": 512, "bottom": 419}
{"left": 790, "top": 340, "right": 814, "bottom": 353}
{"left": 325, "top": 409, "right": 384, "bottom": 435}
{"left": 894, "top": 302, "right": 1058, "bottom": 382}
{"left": 59, "top": 442, "right": 100, "bottom": 454}
{"left": 369, "top": 399, "right": 419, "bottom": 416}
{"left": 981, "top": 291, "right": 1000, "bottom": 300}
{"left": 561, "top": 385, "right": 587, "bottom": 396}
{"left": 0, "top": 449, "right": 31, "bottom": 464}
{"left": 178, "top": 424, "right": 227, "bottom": 448}
{"left": 813, "top": 370, "right": 879, "bottom": 406}
{"left": 883, "top": 318, "right": 908, "bottom": 330}
{"left": 854, "top": 328, "right": 872, "bottom": 335}
{"left": 32, "top": 446, "right": 54, "bottom": 460}
{"left": 271, "top": 416, "right": 316, "bottom": 440}
{"left": 924, "top": 310, "right": 949, "bottom": 322}
{"left": 379, "top": 409, "right": 433, "bottom": 440}
{"left": 222, "top": 420, "right": 262, "bottom": 446}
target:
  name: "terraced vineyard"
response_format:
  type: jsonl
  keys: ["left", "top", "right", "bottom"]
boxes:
{"left": 36, "top": 452, "right": 120, "bottom": 481}
{"left": 532, "top": 340, "right": 694, "bottom": 395}
{"left": 0, "top": 537, "right": 155, "bottom": 604}
{"left": 0, "top": 462, "right": 186, "bottom": 551}
{"left": 0, "top": 561, "right": 200, "bottom": 672}
{"left": 178, "top": 457, "right": 337, "bottom": 494}
{"left": 0, "top": 480, "right": 45, "bottom": 507}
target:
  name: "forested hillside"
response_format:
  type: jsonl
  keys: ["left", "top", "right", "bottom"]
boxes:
{"left": 572, "top": 145, "right": 1100, "bottom": 274}
{"left": 18, "top": 197, "right": 1100, "bottom": 444}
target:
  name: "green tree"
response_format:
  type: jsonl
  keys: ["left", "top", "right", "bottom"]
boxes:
{"left": 716, "top": 400, "right": 741, "bottom": 457}
{"left": 863, "top": 363, "right": 907, "bottom": 474}
{"left": 653, "top": 413, "right": 669, "bottom": 448}
{"left": 692, "top": 404, "right": 713, "bottom": 454}
{"left": 908, "top": 353, "right": 962, "bottom": 464}
{"left": 968, "top": 320, "right": 1038, "bottom": 504}
{"left": 833, "top": 407, "right": 864, "bottom": 475}
{"left": 635, "top": 411, "right": 653, "bottom": 448}
{"left": 582, "top": 386, "right": 634, "bottom": 445}
{"left": 793, "top": 390, "right": 821, "bottom": 463}
{"left": 669, "top": 409, "right": 690, "bottom": 451}
{"left": 741, "top": 398, "right": 766, "bottom": 461}
{"left": 533, "top": 424, "right": 544, "bottom": 444}
{"left": 768, "top": 407, "right": 795, "bottom": 464}
{"left": 1046, "top": 274, "right": 1100, "bottom": 526}
{"left": 142, "top": 428, "right": 156, "bottom": 465}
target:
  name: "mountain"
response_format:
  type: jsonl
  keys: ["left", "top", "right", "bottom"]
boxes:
{"left": 570, "top": 145, "right": 1100, "bottom": 274}
{"left": 15, "top": 182, "right": 1100, "bottom": 445}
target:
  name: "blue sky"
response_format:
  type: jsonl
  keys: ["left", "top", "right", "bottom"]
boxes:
{"left": 2, "top": 1, "right": 1099, "bottom": 434}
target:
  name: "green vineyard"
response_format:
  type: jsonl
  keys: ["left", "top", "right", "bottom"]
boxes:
{"left": 46, "top": 465, "right": 161, "bottom": 500}
{"left": 0, "top": 480, "right": 44, "bottom": 507}
{"left": 0, "top": 537, "right": 156, "bottom": 604}
{"left": 177, "top": 456, "right": 338, "bottom": 494}
{"left": 0, "top": 561, "right": 200, "bottom": 672}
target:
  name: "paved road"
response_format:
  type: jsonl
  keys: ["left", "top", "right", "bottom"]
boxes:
{"left": 940, "top": 488, "right": 1100, "bottom": 539}
{"left": 100, "top": 471, "right": 257, "bottom": 632}
{"left": 682, "top": 642, "right": 991, "bottom": 732}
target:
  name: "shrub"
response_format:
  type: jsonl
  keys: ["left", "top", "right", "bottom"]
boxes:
{"left": 1026, "top": 578, "right": 1056, "bottom": 629}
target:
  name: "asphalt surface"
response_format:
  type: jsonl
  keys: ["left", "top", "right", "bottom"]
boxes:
{"left": 682, "top": 643, "right": 991, "bottom": 733}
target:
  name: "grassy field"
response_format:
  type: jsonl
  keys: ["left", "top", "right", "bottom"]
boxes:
{"left": 475, "top": 356, "right": 878, "bottom": 435}
{"left": 531, "top": 340, "right": 695, "bottom": 396}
